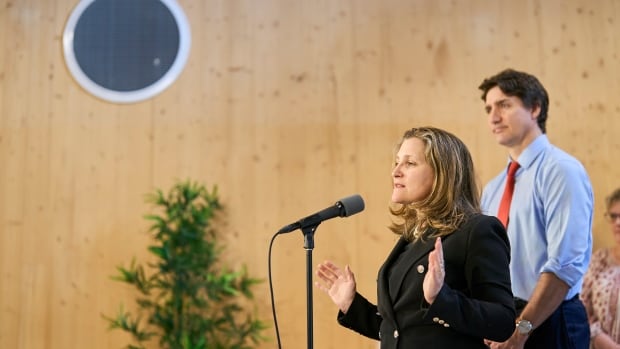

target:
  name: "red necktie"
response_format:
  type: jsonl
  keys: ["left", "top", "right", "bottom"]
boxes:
{"left": 497, "top": 161, "right": 520, "bottom": 228}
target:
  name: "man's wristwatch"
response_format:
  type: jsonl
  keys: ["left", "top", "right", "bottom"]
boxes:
{"left": 516, "top": 319, "right": 533, "bottom": 335}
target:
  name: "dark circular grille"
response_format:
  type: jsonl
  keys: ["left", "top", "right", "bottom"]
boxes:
{"left": 73, "top": 0, "right": 180, "bottom": 92}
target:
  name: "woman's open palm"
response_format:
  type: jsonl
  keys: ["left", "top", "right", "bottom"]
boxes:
{"left": 315, "top": 261, "right": 356, "bottom": 313}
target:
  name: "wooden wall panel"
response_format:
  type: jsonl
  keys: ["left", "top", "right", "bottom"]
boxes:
{"left": 1, "top": 0, "right": 619, "bottom": 348}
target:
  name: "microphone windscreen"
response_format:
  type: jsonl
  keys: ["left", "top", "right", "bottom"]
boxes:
{"left": 339, "top": 194, "right": 365, "bottom": 217}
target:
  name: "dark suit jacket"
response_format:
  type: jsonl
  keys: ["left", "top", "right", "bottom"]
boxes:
{"left": 337, "top": 214, "right": 516, "bottom": 349}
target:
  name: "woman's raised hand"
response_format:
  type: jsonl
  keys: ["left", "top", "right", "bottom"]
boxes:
{"left": 423, "top": 237, "right": 445, "bottom": 304}
{"left": 315, "top": 261, "right": 356, "bottom": 313}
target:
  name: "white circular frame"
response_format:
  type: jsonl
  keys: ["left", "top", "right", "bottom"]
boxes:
{"left": 63, "top": 0, "right": 191, "bottom": 104}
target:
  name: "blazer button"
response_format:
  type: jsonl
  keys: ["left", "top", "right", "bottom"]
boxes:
{"left": 417, "top": 265, "right": 425, "bottom": 273}
{"left": 393, "top": 330, "right": 399, "bottom": 338}
{"left": 438, "top": 319, "right": 445, "bottom": 324}
{"left": 444, "top": 323, "right": 450, "bottom": 327}
{"left": 432, "top": 317, "right": 439, "bottom": 323}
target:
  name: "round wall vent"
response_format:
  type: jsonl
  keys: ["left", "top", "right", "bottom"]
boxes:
{"left": 63, "top": 0, "right": 191, "bottom": 103}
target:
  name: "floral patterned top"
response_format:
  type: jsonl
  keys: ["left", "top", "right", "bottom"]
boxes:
{"left": 580, "top": 248, "right": 620, "bottom": 344}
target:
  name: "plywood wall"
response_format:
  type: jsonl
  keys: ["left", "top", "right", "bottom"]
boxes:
{"left": 1, "top": 0, "right": 619, "bottom": 348}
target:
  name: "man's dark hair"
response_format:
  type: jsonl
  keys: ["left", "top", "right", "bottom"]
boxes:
{"left": 478, "top": 69, "right": 549, "bottom": 134}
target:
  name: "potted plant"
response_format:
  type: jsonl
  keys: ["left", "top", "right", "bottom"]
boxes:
{"left": 104, "top": 180, "right": 267, "bottom": 349}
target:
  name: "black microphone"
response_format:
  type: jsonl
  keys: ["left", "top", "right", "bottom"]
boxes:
{"left": 277, "top": 194, "right": 365, "bottom": 234}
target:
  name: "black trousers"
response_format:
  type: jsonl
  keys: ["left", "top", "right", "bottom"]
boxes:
{"left": 514, "top": 295, "right": 590, "bottom": 349}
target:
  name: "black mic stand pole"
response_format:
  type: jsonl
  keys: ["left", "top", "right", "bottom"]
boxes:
{"left": 301, "top": 224, "right": 318, "bottom": 349}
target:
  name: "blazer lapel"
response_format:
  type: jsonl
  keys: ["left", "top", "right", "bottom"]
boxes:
{"left": 387, "top": 237, "right": 436, "bottom": 301}
{"left": 378, "top": 232, "right": 456, "bottom": 322}
{"left": 377, "top": 237, "right": 436, "bottom": 323}
{"left": 377, "top": 238, "right": 407, "bottom": 324}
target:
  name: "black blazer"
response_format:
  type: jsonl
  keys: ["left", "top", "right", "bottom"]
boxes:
{"left": 337, "top": 214, "right": 516, "bottom": 349}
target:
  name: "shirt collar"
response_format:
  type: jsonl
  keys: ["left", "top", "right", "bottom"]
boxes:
{"left": 509, "top": 134, "right": 549, "bottom": 170}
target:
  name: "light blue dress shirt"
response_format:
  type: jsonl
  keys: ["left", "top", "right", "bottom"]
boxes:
{"left": 481, "top": 135, "right": 593, "bottom": 301}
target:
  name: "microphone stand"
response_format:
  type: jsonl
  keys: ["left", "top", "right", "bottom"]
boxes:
{"left": 301, "top": 224, "right": 318, "bottom": 349}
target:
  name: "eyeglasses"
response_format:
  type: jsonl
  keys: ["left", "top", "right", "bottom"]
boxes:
{"left": 604, "top": 212, "right": 620, "bottom": 222}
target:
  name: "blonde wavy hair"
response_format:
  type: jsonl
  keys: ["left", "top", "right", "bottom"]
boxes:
{"left": 389, "top": 127, "right": 481, "bottom": 241}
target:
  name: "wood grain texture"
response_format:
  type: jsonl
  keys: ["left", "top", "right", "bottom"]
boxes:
{"left": 1, "top": 0, "right": 618, "bottom": 348}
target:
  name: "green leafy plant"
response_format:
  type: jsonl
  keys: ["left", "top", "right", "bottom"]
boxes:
{"left": 104, "top": 181, "right": 267, "bottom": 349}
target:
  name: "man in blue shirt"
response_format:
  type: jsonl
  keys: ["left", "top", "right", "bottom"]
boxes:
{"left": 479, "top": 69, "right": 593, "bottom": 349}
